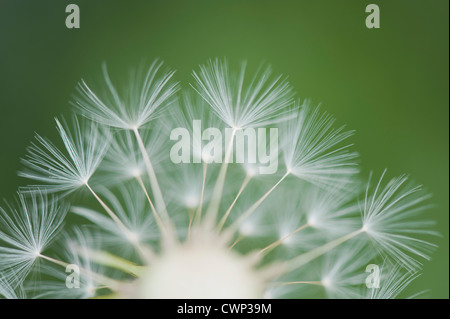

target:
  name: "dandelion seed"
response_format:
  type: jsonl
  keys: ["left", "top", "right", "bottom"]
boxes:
{"left": 366, "top": 262, "right": 422, "bottom": 299}
{"left": 74, "top": 60, "right": 179, "bottom": 130}
{"left": 0, "top": 192, "right": 67, "bottom": 287}
{"left": 28, "top": 228, "right": 106, "bottom": 299}
{"left": 319, "top": 243, "right": 374, "bottom": 299}
{"left": 281, "top": 102, "right": 359, "bottom": 189}
{"left": 99, "top": 129, "right": 165, "bottom": 185}
{"left": 192, "top": 58, "right": 295, "bottom": 129}
{"left": 74, "top": 62, "right": 176, "bottom": 234}
{"left": 19, "top": 116, "right": 110, "bottom": 194}
{"left": 302, "top": 179, "right": 361, "bottom": 236}
{"left": 71, "top": 184, "right": 160, "bottom": 257}
{"left": 361, "top": 170, "right": 438, "bottom": 271}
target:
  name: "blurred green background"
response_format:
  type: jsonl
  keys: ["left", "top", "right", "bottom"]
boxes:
{"left": 0, "top": 0, "right": 448, "bottom": 298}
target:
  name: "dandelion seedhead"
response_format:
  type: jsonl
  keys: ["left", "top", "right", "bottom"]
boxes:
{"left": 0, "top": 58, "right": 438, "bottom": 299}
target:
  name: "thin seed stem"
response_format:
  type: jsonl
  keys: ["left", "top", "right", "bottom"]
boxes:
{"left": 39, "top": 254, "right": 121, "bottom": 290}
{"left": 81, "top": 248, "right": 145, "bottom": 277}
{"left": 228, "top": 171, "right": 290, "bottom": 233}
{"left": 195, "top": 162, "right": 208, "bottom": 223}
{"left": 133, "top": 128, "right": 177, "bottom": 246}
{"left": 187, "top": 207, "right": 195, "bottom": 240}
{"left": 204, "top": 128, "right": 237, "bottom": 226}
{"left": 258, "top": 223, "right": 310, "bottom": 255}
{"left": 135, "top": 174, "right": 174, "bottom": 244}
{"left": 133, "top": 128, "right": 170, "bottom": 222}
{"left": 135, "top": 175, "right": 158, "bottom": 217}
{"left": 218, "top": 174, "right": 251, "bottom": 231}
{"left": 85, "top": 183, "right": 129, "bottom": 236}
{"left": 229, "top": 235, "right": 244, "bottom": 250}
{"left": 281, "top": 229, "right": 363, "bottom": 274}
{"left": 273, "top": 281, "right": 323, "bottom": 286}
{"left": 85, "top": 182, "right": 154, "bottom": 261}
{"left": 39, "top": 254, "right": 69, "bottom": 268}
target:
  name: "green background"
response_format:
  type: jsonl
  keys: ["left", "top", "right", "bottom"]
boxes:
{"left": 0, "top": 0, "right": 448, "bottom": 298}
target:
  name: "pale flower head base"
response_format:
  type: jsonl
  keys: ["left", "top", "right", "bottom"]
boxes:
{"left": 0, "top": 58, "right": 438, "bottom": 299}
{"left": 133, "top": 227, "right": 265, "bottom": 299}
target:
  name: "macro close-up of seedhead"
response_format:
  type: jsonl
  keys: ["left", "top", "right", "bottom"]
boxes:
{"left": 0, "top": 58, "right": 440, "bottom": 299}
